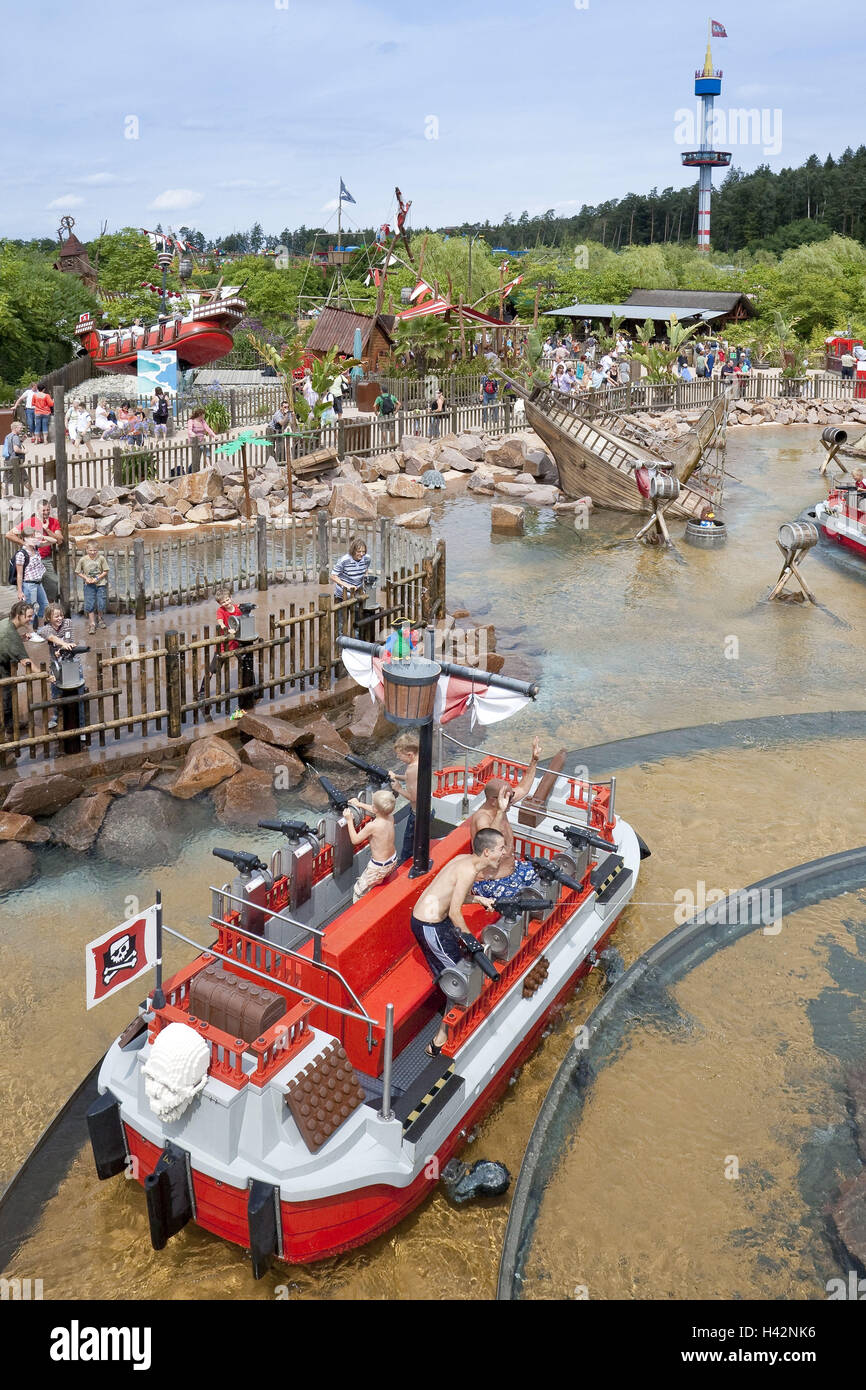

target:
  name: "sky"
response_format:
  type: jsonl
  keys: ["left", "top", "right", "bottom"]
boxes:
{"left": 4, "top": 0, "right": 863, "bottom": 243}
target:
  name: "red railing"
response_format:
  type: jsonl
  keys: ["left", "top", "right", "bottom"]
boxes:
{"left": 149, "top": 1001, "right": 249, "bottom": 1090}
{"left": 434, "top": 755, "right": 615, "bottom": 836}
{"left": 248, "top": 999, "right": 314, "bottom": 1086}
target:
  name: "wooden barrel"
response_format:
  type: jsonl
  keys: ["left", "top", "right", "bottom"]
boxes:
{"left": 822, "top": 426, "right": 848, "bottom": 445}
{"left": 778, "top": 520, "right": 818, "bottom": 553}
{"left": 650, "top": 472, "right": 681, "bottom": 500}
{"left": 685, "top": 518, "right": 727, "bottom": 548}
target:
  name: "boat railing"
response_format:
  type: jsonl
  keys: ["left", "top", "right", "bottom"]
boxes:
{"left": 435, "top": 733, "right": 616, "bottom": 831}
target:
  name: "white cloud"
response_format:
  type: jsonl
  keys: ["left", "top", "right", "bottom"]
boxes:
{"left": 321, "top": 198, "right": 339, "bottom": 213}
{"left": 149, "top": 189, "right": 204, "bottom": 211}
{"left": 46, "top": 194, "right": 85, "bottom": 209}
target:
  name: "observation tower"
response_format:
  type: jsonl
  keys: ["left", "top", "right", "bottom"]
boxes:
{"left": 681, "top": 23, "right": 732, "bottom": 250}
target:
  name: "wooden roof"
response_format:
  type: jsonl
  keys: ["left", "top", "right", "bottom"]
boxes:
{"left": 625, "top": 289, "right": 755, "bottom": 316}
{"left": 307, "top": 307, "right": 396, "bottom": 356}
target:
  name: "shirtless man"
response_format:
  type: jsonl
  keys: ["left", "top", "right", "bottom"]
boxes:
{"left": 468, "top": 736, "right": 542, "bottom": 900}
{"left": 411, "top": 824, "right": 507, "bottom": 1054}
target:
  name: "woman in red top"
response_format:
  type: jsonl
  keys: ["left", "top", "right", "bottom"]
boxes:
{"left": 31, "top": 384, "right": 54, "bottom": 442}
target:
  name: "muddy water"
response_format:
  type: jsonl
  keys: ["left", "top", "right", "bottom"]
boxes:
{"left": 522, "top": 890, "right": 866, "bottom": 1301}
{"left": 2, "top": 426, "right": 866, "bottom": 1298}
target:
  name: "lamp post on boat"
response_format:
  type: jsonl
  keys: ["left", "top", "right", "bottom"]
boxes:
{"left": 156, "top": 250, "right": 174, "bottom": 317}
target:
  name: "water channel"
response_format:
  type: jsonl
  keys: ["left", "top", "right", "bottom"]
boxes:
{"left": 2, "top": 425, "right": 866, "bottom": 1299}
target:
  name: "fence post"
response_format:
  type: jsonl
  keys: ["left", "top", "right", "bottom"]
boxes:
{"left": 165, "top": 630, "right": 183, "bottom": 738}
{"left": 191, "top": 440, "right": 201, "bottom": 474}
{"left": 381, "top": 516, "right": 393, "bottom": 578}
{"left": 317, "top": 510, "right": 329, "bottom": 583}
{"left": 52, "top": 384, "right": 74, "bottom": 598}
{"left": 317, "top": 593, "right": 332, "bottom": 692}
{"left": 229, "top": 389, "right": 237, "bottom": 430}
{"left": 256, "top": 513, "right": 269, "bottom": 592}
{"left": 133, "top": 538, "right": 146, "bottom": 620}
{"left": 337, "top": 418, "right": 346, "bottom": 460}
{"left": 504, "top": 394, "right": 512, "bottom": 434}
{"left": 421, "top": 554, "right": 435, "bottom": 625}
{"left": 112, "top": 446, "right": 124, "bottom": 488}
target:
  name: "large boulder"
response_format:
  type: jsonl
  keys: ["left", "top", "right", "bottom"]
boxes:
{"left": 522, "top": 485, "right": 561, "bottom": 507}
{"left": 435, "top": 445, "right": 476, "bottom": 473}
{"left": 298, "top": 717, "right": 351, "bottom": 775}
{"left": 0, "top": 841, "right": 37, "bottom": 894}
{"left": 98, "top": 789, "right": 192, "bottom": 867}
{"left": 0, "top": 811, "right": 50, "bottom": 844}
{"left": 484, "top": 437, "right": 528, "bottom": 471}
{"left": 468, "top": 472, "right": 495, "bottom": 495}
{"left": 211, "top": 767, "right": 277, "bottom": 828}
{"left": 67, "top": 486, "right": 99, "bottom": 511}
{"left": 491, "top": 504, "right": 525, "bottom": 534}
{"left": 374, "top": 452, "right": 401, "bottom": 477}
{"left": 327, "top": 480, "right": 377, "bottom": 521}
{"left": 185, "top": 503, "right": 214, "bottom": 524}
{"left": 3, "top": 774, "right": 83, "bottom": 818}
{"left": 386, "top": 474, "right": 426, "bottom": 499}
{"left": 170, "top": 735, "right": 242, "bottom": 800}
{"left": 401, "top": 443, "right": 434, "bottom": 476}
{"left": 48, "top": 791, "right": 113, "bottom": 852}
{"left": 240, "top": 739, "right": 306, "bottom": 786}
{"left": 175, "top": 468, "right": 223, "bottom": 504}
{"left": 134, "top": 480, "right": 165, "bottom": 506}
{"left": 113, "top": 519, "right": 136, "bottom": 537}
{"left": 345, "top": 691, "right": 392, "bottom": 749}
{"left": 496, "top": 480, "right": 533, "bottom": 497}
{"left": 455, "top": 434, "right": 485, "bottom": 462}
{"left": 393, "top": 507, "right": 432, "bottom": 528}
{"left": 236, "top": 710, "right": 311, "bottom": 751}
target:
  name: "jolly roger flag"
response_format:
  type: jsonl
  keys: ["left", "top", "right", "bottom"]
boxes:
{"left": 85, "top": 905, "right": 158, "bottom": 1009}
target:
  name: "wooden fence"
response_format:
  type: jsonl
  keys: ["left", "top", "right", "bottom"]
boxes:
{"left": 0, "top": 542, "right": 447, "bottom": 763}
{"left": 570, "top": 371, "right": 865, "bottom": 419}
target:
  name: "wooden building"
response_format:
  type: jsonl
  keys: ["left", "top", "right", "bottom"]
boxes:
{"left": 52, "top": 218, "right": 98, "bottom": 291}
{"left": 306, "top": 307, "right": 396, "bottom": 371}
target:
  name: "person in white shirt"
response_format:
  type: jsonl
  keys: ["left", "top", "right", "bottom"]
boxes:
{"left": 13, "top": 384, "right": 38, "bottom": 438}
{"left": 600, "top": 352, "right": 614, "bottom": 373}
{"left": 328, "top": 370, "right": 347, "bottom": 416}
{"left": 67, "top": 402, "right": 95, "bottom": 455}
{"left": 302, "top": 373, "right": 318, "bottom": 410}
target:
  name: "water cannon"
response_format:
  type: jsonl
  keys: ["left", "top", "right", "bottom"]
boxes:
{"left": 345, "top": 753, "right": 393, "bottom": 788}
{"left": 459, "top": 931, "right": 500, "bottom": 981}
{"left": 491, "top": 896, "right": 550, "bottom": 920}
{"left": 530, "top": 855, "right": 585, "bottom": 895}
{"left": 258, "top": 818, "right": 316, "bottom": 841}
{"left": 553, "top": 823, "right": 611, "bottom": 855}
{"left": 212, "top": 847, "right": 267, "bottom": 876}
{"left": 227, "top": 603, "right": 257, "bottom": 642}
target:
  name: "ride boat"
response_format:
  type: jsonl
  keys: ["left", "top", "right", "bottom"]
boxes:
{"left": 809, "top": 484, "right": 866, "bottom": 562}
{"left": 85, "top": 644, "right": 644, "bottom": 1275}
{"left": 74, "top": 291, "right": 247, "bottom": 375}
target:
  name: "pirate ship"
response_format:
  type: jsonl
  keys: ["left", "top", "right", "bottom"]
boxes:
{"left": 810, "top": 485, "right": 866, "bottom": 564}
{"left": 86, "top": 640, "right": 644, "bottom": 1273}
{"left": 74, "top": 289, "right": 246, "bottom": 375}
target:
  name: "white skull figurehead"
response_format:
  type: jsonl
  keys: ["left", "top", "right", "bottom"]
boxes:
{"left": 142, "top": 1022, "right": 210, "bottom": 1123}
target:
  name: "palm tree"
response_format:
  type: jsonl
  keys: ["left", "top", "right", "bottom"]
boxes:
{"left": 630, "top": 315, "right": 708, "bottom": 383}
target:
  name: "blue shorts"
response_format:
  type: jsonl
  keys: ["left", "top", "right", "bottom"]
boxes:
{"left": 474, "top": 859, "right": 540, "bottom": 901}
{"left": 34, "top": 416, "right": 50, "bottom": 438}
{"left": 411, "top": 912, "right": 464, "bottom": 977}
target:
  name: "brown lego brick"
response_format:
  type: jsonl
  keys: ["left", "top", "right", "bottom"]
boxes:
{"left": 522, "top": 956, "right": 550, "bottom": 998}
{"left": 284, "top": 1041, "right": 366, "bottom": 1153}
{"left": 189, "top": 961, "right": 286, "bottom": 1043}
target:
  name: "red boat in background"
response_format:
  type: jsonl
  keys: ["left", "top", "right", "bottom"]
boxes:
{"left": 75, "top": 292, "right": 247, "bottom": 375}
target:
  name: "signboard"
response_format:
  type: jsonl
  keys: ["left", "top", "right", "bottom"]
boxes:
{"left": 85, "top": 905, "right": 158, "bottom": 1009}
{"left": 136, "top": 350, "right": 177, "bottom": 395}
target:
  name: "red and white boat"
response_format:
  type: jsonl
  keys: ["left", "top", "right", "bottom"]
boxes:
{"left": 74, "top": 292, "right": 246, "bottom": 375}
{"left": 811, "top": 485, "right": 866, "bottom": 562}
{"left": 87, "top": 745, "right": 642, "bottom": 1273}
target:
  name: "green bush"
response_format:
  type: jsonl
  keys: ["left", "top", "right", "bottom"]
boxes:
{"left": 121, "top": 449, "right": 158, "bottom": 486}
{"left": 204, "top": 399, "right": 230, "bottom": 434}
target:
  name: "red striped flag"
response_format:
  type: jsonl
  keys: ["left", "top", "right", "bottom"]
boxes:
{"left": 711, "top": 19, "right": 727, "bottom": 36}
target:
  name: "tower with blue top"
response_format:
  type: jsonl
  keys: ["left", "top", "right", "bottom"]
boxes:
{"left": 682, "top": 20, "right": 732, "bottom": 251}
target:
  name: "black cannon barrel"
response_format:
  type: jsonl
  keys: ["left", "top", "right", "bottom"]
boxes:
{"left": 212, "top": 847, "right": 267, "bottom": 873}
{"left": 553, "top": 822, "right": 612, "bottom": 854}
{"left": 492, "top": 897, "right": 552, "bottom": 919}
{"left": 530, "top": 856, "right": 584, "bottom": 894}
{"left": 345, "top": 753, "right": 393, "bottom": 785}
{"left": 336, "top": 636, "right": 539, "bottom": 700}
{"left": 257, "top": 818, "right": 313, "bottom": 838}
{"left": 459, "top": 932, "right": 500, "bottom": 980}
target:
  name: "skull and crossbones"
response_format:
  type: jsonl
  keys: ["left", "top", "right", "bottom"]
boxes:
{"left": 102, "top": 933, "right": 138, "bottom": 985}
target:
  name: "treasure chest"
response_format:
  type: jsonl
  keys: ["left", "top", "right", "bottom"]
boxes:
{"left": 189, "top": 962, "right": 286, "bottom": 1043}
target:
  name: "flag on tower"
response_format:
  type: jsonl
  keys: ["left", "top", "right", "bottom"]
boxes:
{"left": 340, "top": 179, "right": 356, "bottom": 203}
{"left": 711, "top": 20, "right": 727, "bottom": 37}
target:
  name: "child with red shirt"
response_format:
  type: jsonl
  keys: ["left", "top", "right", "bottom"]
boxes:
{"left": 198, "top": 585, "right": 241, "bottom": 711}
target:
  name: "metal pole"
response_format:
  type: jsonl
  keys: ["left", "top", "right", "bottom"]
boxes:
{"left": 152, "top": 889, "right": 165, "bottom": 1009}
{"left": 608, "top": 775, "right": 616, "bottom": 824}
{"left": 409, "top": 718, "right": 434, "bottom": 878}
{"left": 380, "top": 1002, "right": 395, "bottom": 1121}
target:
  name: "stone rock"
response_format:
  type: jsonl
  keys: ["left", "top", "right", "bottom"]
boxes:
{"left": 496, "top": 480, "right": 533, "bottom": 497}
{"left": 98, "top": 789, "right": 191, "bottom": 867}
{"left": 345, "top": 691, "right": 392, "bottom": 749}
{"left": 455, "top": 434, "right": 484, "bottom": 462}
{"left": 401, "top": 446, "right": 433, "bottom": 476}
{"left": 254, "top": 496, "right": 270, "bottom": 518}
{"left": 514, "top": 472, "right": 536, "bottom": 485}
{"left": 328, "top": 479, "right": 378, "bottom": 520}
{"left": 374, "top": 453, "right": 401, "bottom": 476}
{"left": 48, "top": 791, "right": 113, "bottom": 852}
{"left": 292, "top": 494, "right": 319, "bottom": 512}
{"left": 359, "top": 460, "right": 380, "bottom": 483}
{"left": 175, "top": 468, "right": 223, "bottom": 504}
{"left": 297, "top": 716, "right": 351, "bottom": 774}
{"left": 522, "top": 485, "right": 561, "bottom": 507}
{"left": 386, "top": 473, "right": 426, "bottom": 499}
{"left": 240, "top": 739, "right": 306, "bottom": 785}
{"left": 152, "top": 505, "right": 176, "bottom": 526}
{"left": 436, "top": 445, "right": 475, "bottom": 473}
{"left": 0, "top": 841, "right": 37, "bottom": 894}
{"left": 185, "top": 503, "right": 214, "bottom": 523}
{"left": 67, "top": 486, "right": 98, "bottom": 511}
{"left": 212, "top": 505, "right": 239, "bottom": 521}
{"left": 98, "top": 485, "right": 129, "bottom": 506}
{"left": 134, "top": 480, "right": 165, "bottom": 506}
{"left": 468, "top": 473, "right": 495, "bottom": 495}
{"left": 173, "top": 496, "right": 192, "bottom": 516}
{"left": 113, "top": 518, "right": 136, "bottom": 537}
{"left": 170, "top": 735, "right": 242, "bottom": 800}
{"left": 211, "top": 767, "right": 278, "bottom": 828}
{"left": 485, "top": 652, "right": 506, "bottom": 674}
{"left": 0, "top": 811, "right": 50, "bottom": 844}
{"left": 555, "top": 495, "right": 593, "bottom": 512}
{"left": 736, "top": 399, "right": 754, "bottom": 414}
{"left": 393, "top": 507, "right": 432, "bottom": 528}
{"left": 3, "top": 773, "right": 83, "bottom": 818}
{"left": 137, "top": 506, "right": 160, "bottom": 528}
{"left": 491, "top": 504, "right": 525, "bottom": 534}
{"left": 236, "top": 710, "right": 310, "bottom": 751}
{"left": 68, "top": 518, "right": 97, "bottom": 537}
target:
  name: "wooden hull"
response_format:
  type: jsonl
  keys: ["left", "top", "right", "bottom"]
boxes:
{"left": 79, "top": 322, "right": 235, "bottom": 375}
{"left": 525, "top": 399, "right": 707, "bottom": 519}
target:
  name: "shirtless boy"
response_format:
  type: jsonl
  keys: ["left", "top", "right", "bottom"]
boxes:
{"left": 347, "top": 789, "right": 398, "bottom": 901}
{"left": 411, "top": 821, "right": 507, "bottom": 1054}
{"left": 389, "top": 731, "right": 419, "bottom": 862}
{"left": 468, "top": 735, "right": 542, "bottom": 900}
